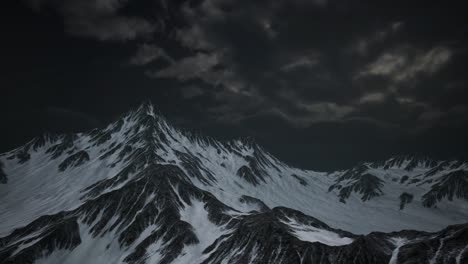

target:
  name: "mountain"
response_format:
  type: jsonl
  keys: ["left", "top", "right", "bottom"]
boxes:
{"left": 0, "top": 102, "right": 467, "bottom": 264}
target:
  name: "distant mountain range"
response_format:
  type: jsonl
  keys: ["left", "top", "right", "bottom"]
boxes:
{"left": 0, "top": 102, "right": 467, "bottom": 264}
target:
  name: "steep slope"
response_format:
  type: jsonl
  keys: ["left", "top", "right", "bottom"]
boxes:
{"left": 0, "top": 102, "right": 467, "bottom": 264}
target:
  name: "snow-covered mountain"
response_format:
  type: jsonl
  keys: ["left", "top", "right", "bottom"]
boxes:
{"left": 0, "top": 102, "right": 467, "bottom": 264}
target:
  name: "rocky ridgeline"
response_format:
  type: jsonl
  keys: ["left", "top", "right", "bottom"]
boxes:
{"left": 0, "top": 102, "right": 467, "bottom": 264}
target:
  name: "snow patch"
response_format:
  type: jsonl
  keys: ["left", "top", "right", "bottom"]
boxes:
{"left": 388, "top": 237, "right": 407, "bottom": 264}
{"left": 174, "top": 199, "right": 227, "bottom": 263}
{"left": 283, "top": 217, "right": 354, "bottom": 246}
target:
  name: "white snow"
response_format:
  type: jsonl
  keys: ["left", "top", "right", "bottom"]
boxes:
{"left": 184, "top": 145, "right": 468, "bottom": 234}
{"left": 0, "top": 118, "right": 144, "bottom": 236}
{"left": 173, "top": 199, "right": 228, "bottom": 264}
{"left": 142, "top": 117, "right": 468, "bottom": 234}
{"left": 388, "top": 237, "right": 407, "bottom": 264}
{"left": 1, "top": 106, "right": 468, "bottom": 264}
{"left": 282, "top": 217, "right": 354, "bottom": 246}
{"left": 33, "top": 214, "right": 162, "bottom": 264}
{"left": 34, "top": 221, "right": 126, "bottom": 264}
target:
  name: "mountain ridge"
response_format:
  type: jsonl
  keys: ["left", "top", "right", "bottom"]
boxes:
{"left": 3, "top": 102, "right": 466, "bottom": 174}
{"left": 0, "top": 102, "right": 467, "bottom": 264}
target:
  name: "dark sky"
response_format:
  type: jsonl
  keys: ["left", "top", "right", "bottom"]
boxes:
{"left": 1, "top": 0, "right": 467, "bottom": 170}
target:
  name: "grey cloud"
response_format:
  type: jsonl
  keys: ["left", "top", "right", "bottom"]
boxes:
{"left": 14, "top": 0, "right": 468, "bottom": 169}
{"left": 258, "top": 18, "right": 278, "bottom": 39}
{"left": 291, "top": 102, "right": 355, "bottom": 126}
{"left": 396, "top": 96, "right": 415, "bottom": 104}
{"left": 72, "top": 16, "right": 155, "bottom": 41}
{"left": 281, "top": 56, "right": 320, "bottom": 72}
{"left": 419, "top": 109, "right": 444, "bottom": 122}
{"left": 181, "top": 86, "right": 205, "bottom": 99}
{"left": 161, "top": 0, "right": 369, "bottom": 127}
{"left": 146, "top": 48, "right": 251, "bottom": 98}
{"left": 360, "top": 52, "right": 407, "bottom": 76}
{"left": 299, "top": 102, "right": 353, "bottom": 118}
{"left": 358, "top": 92, "right": 387, "bottom": 104}
{"left": 129, "top": 44, "right": 173, "bottom": 66}
{"left": 176, "top": 24, "right": 214, "bottom": 51}
{"left": 350, "top": 21, "right": 404, "bottom": 56}
{"left": 358, "top": 46, "right": 453, "bottom": 83}
{"left": 148, "top": 52, "right": 221, "bottom": 81}
{"left": 233, "top": 102, "right": 384, "bottom": 130}
{"left": 399, "top": 47, "right": 452, "bottom": 80}
{"left": 235, "top": 87, "right": 356, "bottom": 127}
{"left": 206, "top": 93, "right": 265, "bottom": 124}
{"left": 391, "top": 22, "right": 404, "bottom": 32}
{"left": 418, "top": 105, "right": 468, "bottom": 125}
{"left": 28, "top": 0, "right": 466, "bottom": 144}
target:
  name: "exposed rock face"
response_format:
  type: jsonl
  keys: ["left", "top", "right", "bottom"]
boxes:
{"left": 237, "top": 165, "right": 261, "bottom": 185}
{"left": 0, "top": 214, "right": 81, "bottom": 264}
{"left": 0, "top": 161, "right": 6, "bottom": 184}
{"left": 328, "top": 166, "right": 385, "bottom": 203}
{"left": 45, "top": 134, "right": 78, "bottom": 160}
{"left": 370, "top": 154, "right": 438, "bottom": 171}
{"left": 422, "top": 170, "right": 468, "bottom": 207}
{"left": 58, "top": 151, "right": 90, "bottom": 171}
{"left": 397, "top": 224, "right": 468, "bottom": 264}
{"left": 328, "top": 157, "right": 468, "bottom": 209}
{"left": 399, "top": 192, "right": 414, "bottom": 210}
{"left": 16, "top": 150, "right": 31, "bottom": 164}
{"left": 0, "top": 102, "right": 467, "bottom": 264}
{"left": 239, "top": 195, "right": 270, "bottom": 212}
{"left": 291, "top": 174, "right": 308, "bottom": 186}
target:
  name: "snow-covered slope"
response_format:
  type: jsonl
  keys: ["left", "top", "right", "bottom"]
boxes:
{"left": 0, "top": 102, "right": 467, "bottom": 264}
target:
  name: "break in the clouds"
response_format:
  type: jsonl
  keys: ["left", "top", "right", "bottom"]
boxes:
{"left": 19, "top": 0, "right": 468, "bottom": 168}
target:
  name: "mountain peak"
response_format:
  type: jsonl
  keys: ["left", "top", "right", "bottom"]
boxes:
{"left": 0, "top": 104, "right": 467, "bottom": 264}
{"left": 138, "top": 100, "right": 156, "bottom": 115}
{"left": 129, "top": 100, "right": 160, "bottom": 122}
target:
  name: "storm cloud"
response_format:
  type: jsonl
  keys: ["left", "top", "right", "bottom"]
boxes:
{"left": 2, "top": 0, "right": 467, "bottom": 170}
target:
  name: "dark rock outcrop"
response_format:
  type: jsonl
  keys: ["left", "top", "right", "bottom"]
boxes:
{"left": 422, "top": 170, "right": 468, "bottom": 207}
{"left": 58, "top": 151, "right": 90, "bottom": 171}
{"left": 0, "top": 161, "right": 6, "bottom": 184}
{"left": 330, "top": 172, "right": 384, "bottom": 203}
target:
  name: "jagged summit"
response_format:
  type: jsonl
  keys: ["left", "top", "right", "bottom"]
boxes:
{"left": 119, "top": 101, "right": 264, "bottom": 152}
{"left": 0, "top": 102, "right": 467, "bottom": 264}
{"left": 127, "top": 100, "right": 165, "bottom": 123}
{"left": 368, "top": 154, "right": 440, "bottom": 170}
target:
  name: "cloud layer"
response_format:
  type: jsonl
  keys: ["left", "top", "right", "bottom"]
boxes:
{"left": 20, "top": 0, "right": 468, "bottom": 169}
